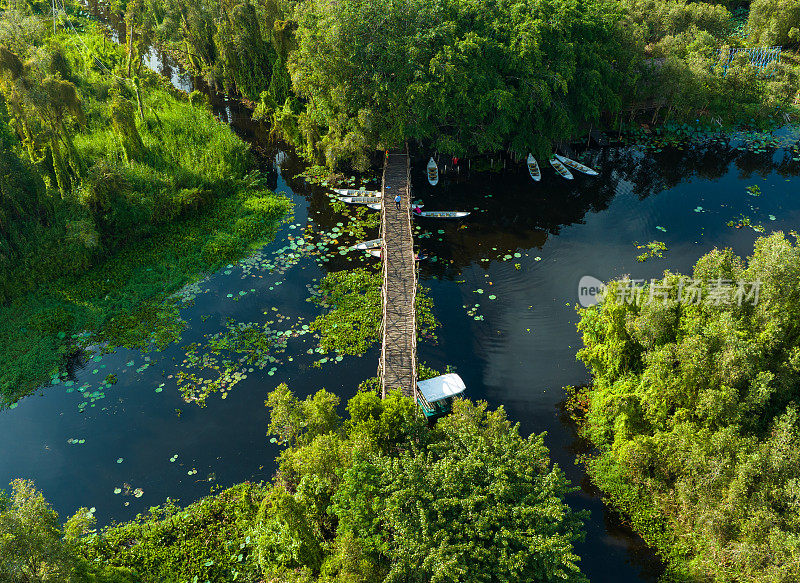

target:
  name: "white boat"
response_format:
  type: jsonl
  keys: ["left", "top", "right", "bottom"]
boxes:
{"left": 427, "top": 157, "right": 439, "bottom": 186}
{"left": 354, "top": 238, "right": 382, "bottom": 250}
{"left": 339, "top": 196, "right": 382, "bottom": 204}
{"left": 556, "top": 154, "right": 598, "bottom": 176}
{"left": 331, "top": 188, "right": 381, "bottom": 197}
{"left": 549, "top": 157, "right": 573, "bottom": 180}
{"left": 367, "top": 202, "right": 423, "bottom": 211}
{"left": 526, "top": 153, "right": 541, "bottom": 182}
{"left": 415, "top": 211, "right": 470, "bottom": 218}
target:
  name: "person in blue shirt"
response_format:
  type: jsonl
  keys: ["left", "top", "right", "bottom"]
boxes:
{"left": 394, "top": 194, "right": 401, "bottom": 209}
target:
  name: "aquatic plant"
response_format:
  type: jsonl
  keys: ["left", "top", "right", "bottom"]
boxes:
{"left": 635, "top": 240, "right": 667, "bottom": 262}
{"left": 309, "top": 268, "right": 439, "bottom": 356}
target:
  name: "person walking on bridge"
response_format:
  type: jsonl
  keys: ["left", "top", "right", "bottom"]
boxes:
{"left": 394, "top": 194, "right": 401, "bottom": 210}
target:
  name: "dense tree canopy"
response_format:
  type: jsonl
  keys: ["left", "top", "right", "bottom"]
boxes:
{"left": 575, "top": 232, "right": 800, "bottom": 582}
{"left": 0, "top": 479, "right": 139, "bottom": 582}
{"left": 287, "top": 0, "right": 636, "bottom": 167}
{"left": 256, "top": 386, "right": 588, "bottom": 582}
{"left": 122, "top": 0, "right": 800, "bottom": 168}
{"left": 748, "top": 0, "right": 800, "bottom": 47}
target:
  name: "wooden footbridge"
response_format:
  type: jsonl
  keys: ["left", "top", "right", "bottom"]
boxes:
{"left": 379, "top": 148, "right": 418, "bottom": 398}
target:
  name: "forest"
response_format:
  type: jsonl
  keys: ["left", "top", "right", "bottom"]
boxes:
{"left": 113, "top": 0, "right": 800, "bottom": 168}
{"left": 574, "top": 232, "right": 800, "bottom": 582}
{"left": 1, "top": 0, "right": 800, "bottom": 582}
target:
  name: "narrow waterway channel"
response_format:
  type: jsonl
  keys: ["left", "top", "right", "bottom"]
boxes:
{"left": 3, "top": 9, "right": 800, "bottom": 581}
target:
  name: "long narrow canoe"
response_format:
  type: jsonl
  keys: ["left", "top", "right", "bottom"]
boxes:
{"left": 427, "top": 157, "right": 439, "bottom": 186}
{"left": 549, "top": 157, "right": 574, "bottom": 180}
{"left": 526, "top": 153, "right": 541, "bottom": 182}
{"left": 353, "top": 238, "right": 382, "bottom": 250}
{"left": 415, "top": 211, "right": 470, "bottom": 218}
{"left": 367, "top": 202, "right": 423, "bottom": 211}
{"left": 556, "top": 154, "right": 598, "bottom": 176}
{"left": 331, "top": 188, "right": 381, "bottom": 197}
{"left": 339, "top": 196, "right": 382, "bottom": 204}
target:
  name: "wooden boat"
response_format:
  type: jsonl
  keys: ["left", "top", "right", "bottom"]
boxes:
{"left": 549, "top": 157, "right": 573, "bottom": 180}
{"left": 427, "top": 157, "right": 439, "bottom": 186}
{"left": 339, "top": 196, "right": 382, "bottom": 204}
{"left": 414, "top": 211, "right": 470, "bottom": 219}
{"left": 556, "top": 154, "right": 598, "bottom": 176}
{"left": 367, "top": 202, "right": 423, "bottom": 211}
{"left": 354, "top": 238, "right": 382, "bottom": 250}
{"left": 526, "top": 153, "right": 541, "bottom": 182}
{"left": 416, "top": 373, "right": 466, "bottom": 419}
{"left": 331, "top": 188, "right": 381, "bottom": 197}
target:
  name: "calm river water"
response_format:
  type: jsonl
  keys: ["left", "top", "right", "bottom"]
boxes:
{"left": 4, "top": 11, "right": 800, "bottom": 581}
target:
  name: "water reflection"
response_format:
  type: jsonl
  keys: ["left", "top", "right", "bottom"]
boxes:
{"left": 12, "top": 6, "right": 800, "bottom": 581}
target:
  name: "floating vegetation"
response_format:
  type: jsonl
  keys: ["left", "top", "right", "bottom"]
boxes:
{"left": 294, "top": 166, "right": 378, "bottom": 189}
{"left": 746, "top": 184, "right": 762, "bottom": 197}
{"left": 175, "top": 315, "right": 317, "bottom": 406}
{"left": 635, "top": 241, "right": 667, "bottom": 262}
{"left": 464, "top": 304, "right": 484, "bottom": 321}
{"left": 727, "top": 214, "right": 765, "bottom": 232}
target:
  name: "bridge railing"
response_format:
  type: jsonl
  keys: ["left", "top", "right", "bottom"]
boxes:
{"left": 379, "top": 151, "right": 388, "bottom": 397}
{"left": 406, "top": 150, "right": 418, "bottom": 401}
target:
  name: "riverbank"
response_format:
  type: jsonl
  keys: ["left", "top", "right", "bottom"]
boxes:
{"left": 0, "top": 18, "right": 292, "bottom": 405}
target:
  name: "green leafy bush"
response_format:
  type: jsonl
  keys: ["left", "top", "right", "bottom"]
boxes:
{"left": 252, "top": 387, "right": 588, "bottom": 582}
{"left": 575, "top": 232, "right": 800, "bottom": 582}
{"left": 84, "top": 483, "right": 268, "bottom": 583}
{"left": 0, "top": 479, "right": 140, "bottom": 583}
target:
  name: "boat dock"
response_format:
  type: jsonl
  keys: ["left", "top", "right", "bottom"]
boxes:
{"left": 379, "top": 148, "right": 417, "bottom": 398}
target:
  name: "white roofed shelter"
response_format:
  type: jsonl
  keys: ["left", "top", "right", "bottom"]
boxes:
{"left": 416, "top": 373, "right": 466, "bottom": 418}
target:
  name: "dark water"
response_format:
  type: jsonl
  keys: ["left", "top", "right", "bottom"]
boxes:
{"left": 6, "top": 8, "right": 800, "bottom": 581}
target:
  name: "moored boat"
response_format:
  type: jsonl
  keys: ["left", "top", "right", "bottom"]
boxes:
{"left": 549, "top": 157, "right": 574, "bottom": 180}
{"left": 427, "top": 157, "right": 439, "bottom": 186}
{"left": 339, "top": 196, "right": 382, "bottom": 204}
{"left": 414, "top": 210, "right": 470, "bottom": 218}
{"left": 331, "top": 188, "right": 381, "bottom": 197}
{"left": 556, "top": 154, "right": 598, "bottom": 176}
{"left": 367, "top": 202, "right": 423, "bottom": 211}
{"left": 354, "top": 238, "right": 382, "bottom": 250}
{"left": 526, "top": 153, "right": 541, "bottom": 182}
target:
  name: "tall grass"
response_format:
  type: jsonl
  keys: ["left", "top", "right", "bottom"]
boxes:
{"left": 0, "top": 22, "right": 292, "bottom": 405}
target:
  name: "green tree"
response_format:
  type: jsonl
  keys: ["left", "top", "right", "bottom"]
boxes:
{"left": 748, "top": 0, "right": 800, "bottom": 47}
{"left": 575, "top": 232, "right": 800, "bottom": 582}
{"left": 0, "top": 479, "right": 139, "bottom": 583}
{"left": 252, "top": 387, "right": 587, "bottom": 582}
